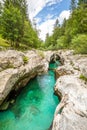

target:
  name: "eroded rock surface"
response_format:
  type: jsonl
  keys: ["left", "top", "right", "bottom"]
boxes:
{"left": 52, "top": 51, "right": 87, "bottom": 130}
{"left": 0, "top": 50, "right": 49, "bottom": 108}
{"left": 0, "top": 50, "right": 61, "bottom": 110}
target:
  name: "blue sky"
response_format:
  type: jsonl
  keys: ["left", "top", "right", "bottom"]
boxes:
{"left": 27, "top": 0, "right": 71, "bottom": 40}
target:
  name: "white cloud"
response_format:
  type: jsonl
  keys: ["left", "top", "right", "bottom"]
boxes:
{"left": 27, "top": 0, "right": 63, "bottom": 20}
{"left": 34, "top": 17, "right": 42, "bottom": 24}
{"left": 27, "top": 0, "right": 45, "bottom": 20}
{"left": 27, "top": 1, "right": 70, "bottom": 41}
{"left": 58, "top": 10, "right": 71, "bottom": 24}
{"left": 38, "top": 19, "right": 55, "bottom": 41}
{"left": 38, "top": 10, "right": 70, "bottom": 41}
{"left": 45, "top": 14, "right": 54, "bottom": 20}
{"left": 47, "top": 0, "right": 63, "bottom": 6}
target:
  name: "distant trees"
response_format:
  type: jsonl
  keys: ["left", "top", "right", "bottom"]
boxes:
{"left": 70, "top": 0, "right": 77, "bottom": 10}
{"left": 45, "top": 1, "right": 87, "bottom": 54}
{"left": 22, "top": 20, "right": 41, "bottom": 48}
{"left": 0, "top": 0, "right": 87, "bottom": 52}
{"left": 0, "top": 2, "right": 2, "bottom": 15}
{"left": 0, "top": 2, "right": 2, "bottom": 34}
{"left": 71, "top": 34, "right": 87, "bottom": 54}
{"left": 78, "top": 0, "right": 87, "bottom": 5}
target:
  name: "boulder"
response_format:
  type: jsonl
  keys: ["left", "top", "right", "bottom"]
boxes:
{"left": 52, "top": 75, "right": 87, "bottom": 130}
{"left": 0, "top": 50, "right": 49, "bottom": 108}
{"left": 52, "top": 50, "right": 87, "bottom": 130}
{"left": 0, "top": 50, "right": 24, "bottom": 70}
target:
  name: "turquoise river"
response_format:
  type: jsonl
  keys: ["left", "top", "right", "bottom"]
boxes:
{"left": 0, "top": 63, "right": 60, "bottom": 130}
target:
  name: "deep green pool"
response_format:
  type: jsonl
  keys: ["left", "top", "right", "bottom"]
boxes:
{"left": 0, "top": 63, "right": 60, "bottom": 130}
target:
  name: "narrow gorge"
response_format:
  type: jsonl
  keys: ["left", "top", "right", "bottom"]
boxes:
{"left": 0, "top": 50, "right": 87, "bottom": 130}
{"left": 0, "top": 50, "right": 61, "bottom": 130}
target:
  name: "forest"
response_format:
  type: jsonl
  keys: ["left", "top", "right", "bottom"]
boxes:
{"left": 0, "top": 0, "right": 87, "bottom": 54}
{"left": 45, "top": 0, "right": 87, "bottom": 54}
{"left": 0, "top": 0, "right": 41, "bottom": 50}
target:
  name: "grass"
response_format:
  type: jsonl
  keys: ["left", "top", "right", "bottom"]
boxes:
{"left": 17, "top": 43, "right": 32, "bottom": 51}
{"left": 79, "top": 74, "right": 87, "bottom": 82}
{"left": 23, "top": 56, "right": 29, "bottom": 64}
{"left": 0, "top": 37, "right": 10, "bottom": 48}
{"left": 0, "top": 37, "right": 32, "bottom": 51}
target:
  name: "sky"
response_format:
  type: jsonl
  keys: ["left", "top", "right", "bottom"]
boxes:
{"left": 27, "top": 0, "right": 71, "bottom": 41}
{"left": 0, "top": 0, "right": 71, "bottom": 41}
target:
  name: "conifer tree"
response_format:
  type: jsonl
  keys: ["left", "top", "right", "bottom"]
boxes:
{"left": 70, "top": 0, "right": 76, "bottom": 11}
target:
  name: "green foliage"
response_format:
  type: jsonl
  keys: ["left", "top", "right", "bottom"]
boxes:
{"left": 78, "top": 0, "right": 87, "bottom": 5}
{"left": 70, "top": 0, "right": 77, "bottom": 10}
{"left": 45, "top": 34, "right": 54, "bottom": 47}
{"left": 7, "top": 63, "right": 14, "bottom": 69}
{"left": 57, "top": 36, "right": 67, "bottom": 49}
{"left": 18, "top": 43, "right": 31, "bottom": 51}
{"left": 4, "top": 0, "right": 28, "bottom": 19}
{"left": 80, "top": 74, "right": 87, "bottom": 82}
{"left": 0, "top": 37, "right": 10, "bottom": 48}
{"left": 71, "top": 34, "right": 87, "bottom": 54}
{"left": 45, "top": 3, "right": 87, "bottom": 54}
{"left": 21, "top": 20, "right": 41, "bottom": 49}
{"left": 0, "top": 2, "right": 2, "bottom": 14}
{"left": 2, "top": 4, "right": 23, "bottom": 47}
{"left": 66, "top": 5, "right": 87, "bottom": 36}
{"left": 23, "top": 56, "right": 29, "bottom": 64}
{"left": 0, "top": 0, "right": 41, "bottom": 50}
{"left": 0, "top": 0, "right": 87, "bottom": 51}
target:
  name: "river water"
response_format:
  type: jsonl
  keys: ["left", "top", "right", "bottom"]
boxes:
{"left": 0, "top": 63, "right": 60, "bottom": 130}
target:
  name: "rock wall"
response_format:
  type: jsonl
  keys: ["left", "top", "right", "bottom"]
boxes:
{"left": 1, "top": 49, "right": 87, "bottom": 130}
{"left": 0, "top": 50, "right": 61, "bottom": 110}
{"left": 0, "top": 50, "right": 49, "bottom": 109}
{"left": 52, "top": 50, "right": 87, "bottom": 130}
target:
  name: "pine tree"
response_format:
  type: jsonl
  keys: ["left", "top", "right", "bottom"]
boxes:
{"left": 2, "top": 0, "right": 28, "bottom": 47}
{"left": 1, "top": 0, "right": 41, "bottom": 49}
{"left": 0, "top": 2, "right": 2, "bottom": 15}
{"left": 78, "top": 0, "right": 87, "bottom": 4}
{"left": 3, "top": 0, "right": 28, "bottom": 19}
{"left": 0, "top": 2, "right": 2, "bottom": 34}
{"left": 70, "top": 0, "right": 76, "bottom": 11}
{"left": 2, "top": 4, "right": 23, "bottom": 47}
{"left": 54, "top": 19, "right": 60, "bottom": 29}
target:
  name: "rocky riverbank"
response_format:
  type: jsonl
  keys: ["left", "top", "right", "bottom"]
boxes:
{"left": 0, "top": 49, "right": 87, "bottom": 130}
{"left": 0, "top": 50, "right": 50, "bottom": 110}
{"left": 0, "top": 50, "right": 62, "bottom": 110}
{"left": 52, "top": 50, "right": 87, "bottom": 130}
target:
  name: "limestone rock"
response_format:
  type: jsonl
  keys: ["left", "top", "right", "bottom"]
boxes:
{"left": 52, "top": 50, "right": 87, "bottom": 130}
{"left": 53, "top": 75, "right": 87, "bottom": 130}
{"left": 0, "top": 50, "right": 24, "bottom": 70}
{"left": 0, "top": 69, "right": 19, "bottom": 105}
{"left": 0, "top": 50, "right": 49, "bottom": 108}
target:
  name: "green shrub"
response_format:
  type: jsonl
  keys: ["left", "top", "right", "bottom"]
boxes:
{"left": 79, "top": 74, "right": 87, "bottom": 82}
{"left": 71, "top": 34, "right": 87, "bottom": 54}
{"left": 57, "top": 36, "right": 67, "bottom": 49}
{"left": 23, "top": 56, "right": 29, "bottom": 64}
{"left": 0, "top": 37, "right": 10, "bottom": 48}
{"left": 7, "top": 63, "right": 14, "bottom": 68}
